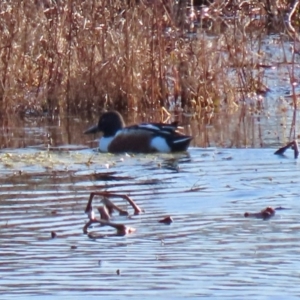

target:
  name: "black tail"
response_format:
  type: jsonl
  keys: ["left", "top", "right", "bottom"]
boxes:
{"left": 169, "top": 136, "right": 193, "bottom": 152}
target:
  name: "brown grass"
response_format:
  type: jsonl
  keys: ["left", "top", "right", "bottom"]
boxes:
{"left": 0, "top": 0, "right": 298, "bottom": 116}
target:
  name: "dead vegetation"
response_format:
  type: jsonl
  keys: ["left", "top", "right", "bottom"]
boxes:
{"left": 0, "top": 0, "right": 299, "bottom": 116}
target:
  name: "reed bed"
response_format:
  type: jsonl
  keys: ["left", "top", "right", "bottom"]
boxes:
{"left": 0, "top": 0, "right": 298, "bottom": 116}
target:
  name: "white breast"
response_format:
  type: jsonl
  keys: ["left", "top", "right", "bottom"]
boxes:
{"left": 99, "top": 136, "right": 115, "bottom": 152}
{"left": 150, "top": 136, "right": 171, "bottom": 152}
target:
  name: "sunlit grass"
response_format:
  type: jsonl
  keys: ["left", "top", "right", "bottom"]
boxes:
{"left": 0, "top": 0, "right": 298, "bottom": 116}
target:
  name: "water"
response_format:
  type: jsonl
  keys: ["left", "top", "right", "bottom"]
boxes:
{"left": 1, "top": 6, "right": 300, "bottom": 298}
{"left": 0, "top": 143, "right": 300, "bottom": 299}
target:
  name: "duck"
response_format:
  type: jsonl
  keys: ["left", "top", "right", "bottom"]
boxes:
{"left": 84, "top": 111, "right": 193, "bottom": 153}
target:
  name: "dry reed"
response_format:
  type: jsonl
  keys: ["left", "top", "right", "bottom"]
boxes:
{"left": 0, "top": 0, "right": 298, "bottom": 116}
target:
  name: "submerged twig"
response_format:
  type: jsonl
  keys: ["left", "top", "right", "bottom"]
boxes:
{"left": 83, "top": 218, "right": 136, "bottom": 236}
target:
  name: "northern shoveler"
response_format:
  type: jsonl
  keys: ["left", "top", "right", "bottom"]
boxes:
{"left": 84, "top": 111, "right": 192, "bottom": 153}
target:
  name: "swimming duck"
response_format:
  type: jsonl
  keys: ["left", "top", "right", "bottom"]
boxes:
{"left": 84, "top": 111, "right": 192, "bottom": 153}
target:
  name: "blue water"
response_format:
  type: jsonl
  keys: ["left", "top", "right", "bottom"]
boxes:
{"left": 0, "top": 147, "right": 299, "bottom": 299}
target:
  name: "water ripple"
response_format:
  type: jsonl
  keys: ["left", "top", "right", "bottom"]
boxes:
{"left": 0, "top": 148, "right": 299, "bottom": 299}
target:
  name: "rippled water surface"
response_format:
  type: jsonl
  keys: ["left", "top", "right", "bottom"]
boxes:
{"left": 1, "top": 11, "right": 300, "bottom": 298}
{"left": 1, "top": 143, "right": 300, "bottom": 299}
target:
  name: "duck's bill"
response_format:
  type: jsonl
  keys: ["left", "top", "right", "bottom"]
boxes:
{"left": 84, "top": 125, "right": 99, "bottom": 134}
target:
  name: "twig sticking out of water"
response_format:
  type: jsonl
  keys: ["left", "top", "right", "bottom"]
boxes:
{"left": 286, "top": 0, "right": 300, "bottom": 43}
{"left": 85, "top": 191, "right": 143, "bottom": 215}
{"left": 101, "top": 197, "right": 129, "bottom": 216}
{"left": 274, "top": 140, "right": 299, "bottom": 159}
{"left": 83, "top": 191, "right": 143, "bottom": 237}
{"left": 97, "top": 206, "right": 111, "bottom": 221}
{"left": 83, "top": 191, "right": 173, "bottom": 237}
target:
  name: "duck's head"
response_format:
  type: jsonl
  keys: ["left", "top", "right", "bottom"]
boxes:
{"left": 85, "top": 111, "right": 125, "bottom": 137}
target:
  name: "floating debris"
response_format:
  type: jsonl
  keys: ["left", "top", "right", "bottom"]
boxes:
{"left": 83, "top": 191, "right": 141, "bottom": 236}
{"left": 244, "top": 206, "right": 275, "bottom": 220}
{"left": 85, "top": 191, "right": 143, "bottom": 216}
{"left": 51, "top": 231, "right": 57, "bottom": 238}
{"left": 83, "top": 191, "right": 176, "bottom": 237}
{"left": 158, "top": 216, "right": 173, "bottom": 225}
{"left": 83, "top": 219, "right": 136, "bottom": 236}
{"left": 244, "top": 206, "right": 290, "bottom": 220}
